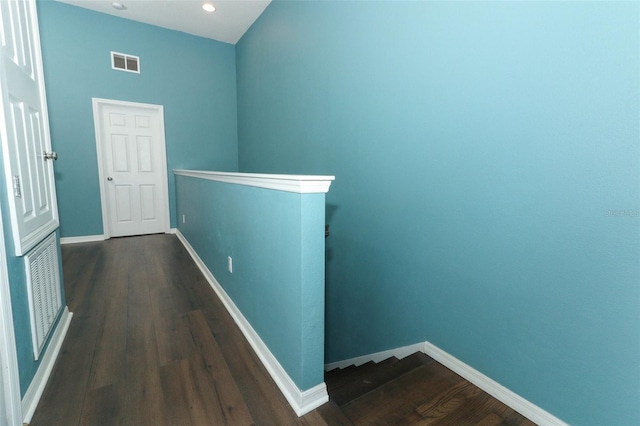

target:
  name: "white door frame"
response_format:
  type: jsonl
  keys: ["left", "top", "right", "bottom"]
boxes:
{"left": 92, "top": 98, "right": 170, "bottom": 239}
{"left": 0, "top": 210, "right": 22, "bottom": 425}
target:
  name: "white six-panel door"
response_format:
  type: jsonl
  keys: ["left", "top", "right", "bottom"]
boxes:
{"left": 93, "top": 99, "right": 169, "bottom": 238}
{"left": 0, "top": 0, "right": 59, "bottom": 256}
{"left": 1, "top": 0, "right": 57, "bottom": 423}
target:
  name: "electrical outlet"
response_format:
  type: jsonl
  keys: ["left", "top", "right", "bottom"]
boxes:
{"left": 228, "top": 256, "right": 233, "bottom": 273}
{"left": 182, "top": 214, "right": 186, "bottom": 224}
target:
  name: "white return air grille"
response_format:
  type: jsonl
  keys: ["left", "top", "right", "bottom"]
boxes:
{"left": 25, "top": 232, "right": 62, "bottom": 361}
{"left": 111, "top": 51, "right": 140, "bottom": 73}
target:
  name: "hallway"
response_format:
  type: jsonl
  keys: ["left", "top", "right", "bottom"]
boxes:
{"left": 29, "top": 234, "right": 534, "bottom": 425}
{"left": 30, "top": 235, "right": 329, "bottom": 425}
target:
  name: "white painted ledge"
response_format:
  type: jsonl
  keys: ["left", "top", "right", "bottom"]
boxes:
{"left": 173, "top": 169, "right": 335, "bottom": 194}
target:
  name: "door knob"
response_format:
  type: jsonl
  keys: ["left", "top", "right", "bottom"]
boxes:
{"left": 107, "top": 177, "right": 113, "bottom": 181}
{"left": 43, "top": 151, "right": 58, "bottom": 161}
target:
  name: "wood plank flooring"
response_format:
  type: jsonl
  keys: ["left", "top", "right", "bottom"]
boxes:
{"left": 29, "top": 234, "right": 536, "bottom": 425}
{"left": 326, "top": 354, "right": 536, "bottom": 425}
{"left": 31, "top": 235, "right": 327, "bottom": 425}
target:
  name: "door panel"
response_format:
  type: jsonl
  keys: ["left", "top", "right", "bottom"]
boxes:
{"left": 94, "top": 99, "right": 169, "bottom": 238}
{"left": 0, "top": 0, "right": 59, "bottom": 255}
{"left": 112, "top": 134, "right": 129, "bottom": 171}
{"left": 114, "top": 185, "right": 133, "bottom": 223}
{"left": 140, "top": 185, "right": 156, "bottom": 220}
{"left": 137, "top": 136, "right": 152, "bottom": 171}
{"left": 109, "top": 112, "right": 126, "bottom": 127}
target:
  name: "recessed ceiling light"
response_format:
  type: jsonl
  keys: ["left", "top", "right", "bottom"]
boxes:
{"left": 202, "top": 3, "right": 215, "bottom": 13}
{"left": 112, "top": 2, "right": 126, "bottom": 10}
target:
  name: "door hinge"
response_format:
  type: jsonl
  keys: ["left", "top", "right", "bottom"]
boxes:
{"left": 13, "top": 175, "right": 21, "bottom": 198}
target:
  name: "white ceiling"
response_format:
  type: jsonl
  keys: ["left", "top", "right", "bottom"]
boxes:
{"left": 55, "top": 0, "right": 271, "bottom": 45}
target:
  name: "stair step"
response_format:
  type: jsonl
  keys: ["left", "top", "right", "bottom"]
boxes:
{"left": 326, "top": 360, "right": 380, "bottom": 391}
{"left": 326, "top": 363, "right": 362, "bottom": 382}
{"left": 341, "top": 361, "right": 461, "bottom": 424}
{"left": 315, "top": 400, "right": 355, "bottom": 426}
{"left": 340, "top": 358, "right": 534, "bottom": 425}
{"left": 329, "top": 352, "right": 434, "bottom": 406}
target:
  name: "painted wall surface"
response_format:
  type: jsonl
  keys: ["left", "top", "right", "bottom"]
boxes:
{"left": 236, "top": 1, "right": 640, "bottom": 425}
{"left": 176, "top": 175, "right": 325, "bottom": 390}
{"left": 36, "top": 1, "right": 239, "bottom": 237}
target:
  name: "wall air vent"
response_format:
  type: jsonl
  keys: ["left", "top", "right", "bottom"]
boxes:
{"left": 111, "top": 51, "right": 140, "bottom": 73}
{"left": 25, "top": 232, "right": 62, "bottom": 361}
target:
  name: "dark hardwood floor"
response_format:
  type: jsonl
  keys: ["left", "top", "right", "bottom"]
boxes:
{"left": 30, "top": 234, "right": 535, "bottom": 425}
{"left": 323, "top": 353, "right": 536, "bottom": 426}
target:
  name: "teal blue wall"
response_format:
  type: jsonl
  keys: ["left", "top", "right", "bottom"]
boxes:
{"left": 176, "top": 175, "right": 325, "bottom": 390}
{"left": 0, "top": 152, "right": 67, "bottom": 396}
{"left": 236, "top": 1, "right": 640, "bottom": 425}
{"left": 36, "top": 1, "right": 239, "bottom": 237}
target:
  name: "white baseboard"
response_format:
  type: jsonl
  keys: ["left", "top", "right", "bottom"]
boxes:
{"left": 422, "top": 341, "right": 567, "bottom": 426}
{"left": 21, "top": 306, "right": 73, "bottom": 423}
{"left": 324, "top": 342, "right": 425, "bottom": 371}
{"left": 59, "top": 235, "right": 105, "bottom": 245}
{"left": 325, "top": 340, "right": 567, "bottom": 425}
{"left": 175, "top": 230, "right": 328, "bottom": 416}
{"left": 60, "top": 231, "right": 177, "bottom": 244}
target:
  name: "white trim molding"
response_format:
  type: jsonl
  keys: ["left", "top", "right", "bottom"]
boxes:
{"left": 422, "top": 341, "right": 568, "bottom": 426}
{"left": 59, "top": 234, "right": 106, "bottom": 245}
{"left": 325, "top": 342, "right": 425, "bottom": 371}
{"left": 324, "top": 340, "right": 567, "bottom": 426}
{"left": 21, "top": 306, "right": 73, "bottom": 424}
{"left": 173, "top": 169, "right": 335, "bottom": 194}
{"left": 0, "top": 198, "right": 22, "bottom": 426}
{"left": 175, "top": 230, "right": 328, "bottom": 416}
{"left": 60, "top": 231, "right": 176, "bottom": 244}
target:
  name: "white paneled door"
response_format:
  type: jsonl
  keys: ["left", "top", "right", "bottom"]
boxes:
{"left": 0, "top": 0, "right": 59, "bottom": 256}
{"left": 1, "top": 1, "right": 56, "bottom": 424}
{"left": 93, "top": 99, "right": 169, "bottom": 238}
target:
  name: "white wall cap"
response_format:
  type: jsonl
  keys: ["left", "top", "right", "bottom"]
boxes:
{"left": 173, "top": 169, "right": 335, "bottom": 194}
